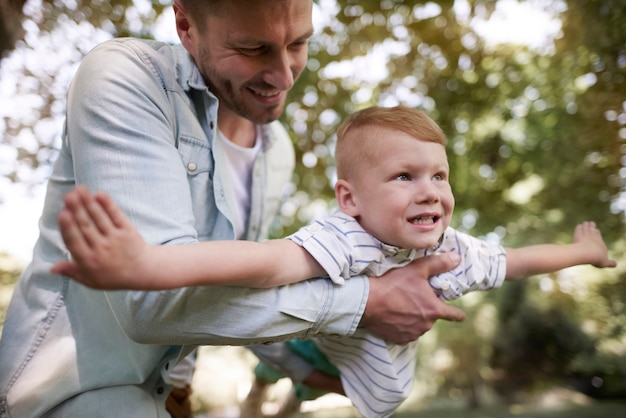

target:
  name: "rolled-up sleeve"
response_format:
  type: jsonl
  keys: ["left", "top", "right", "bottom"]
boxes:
{"left": 107, "top": 276, "right": 368, "bottom": 345}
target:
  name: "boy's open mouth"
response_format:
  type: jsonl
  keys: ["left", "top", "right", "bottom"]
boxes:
{"left": 409, "top": 215, "right": 439, "bottom": 225}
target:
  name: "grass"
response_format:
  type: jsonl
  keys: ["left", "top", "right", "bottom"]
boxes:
{"left": 298, "top": 400, "right": 626, "bottom": 418}
{"left": 393, "top": 402, "right": 626, "bottom": 418}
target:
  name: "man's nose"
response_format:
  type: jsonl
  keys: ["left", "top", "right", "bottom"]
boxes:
{"left": 263, "top": 50, "right": 295, "bottom": 91}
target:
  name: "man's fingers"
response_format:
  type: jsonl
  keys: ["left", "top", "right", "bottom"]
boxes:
{"left": 437, "top": 301, "right": 466, "bottom": 322}
{"left": 420, "top": 254, "right": 465, "bottom": 323}
{"left": 415, "top": 252, "right": 461, "bottom": 278}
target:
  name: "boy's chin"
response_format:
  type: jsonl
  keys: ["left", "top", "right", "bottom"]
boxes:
{"left": 414, "top": 232, "right": 446, "bottom": 251}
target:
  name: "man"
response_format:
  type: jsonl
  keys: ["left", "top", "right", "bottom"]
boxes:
{"left": 0, "top": 1, "right": 464, "bottom": 417}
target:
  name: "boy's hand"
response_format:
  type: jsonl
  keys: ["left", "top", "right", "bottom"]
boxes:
{"left": 51, "top": 186, "right": 151, "bottom": 289}
{"left": 574, "top": 221, "right": 617, "bottom": 268}
{"left": 361, "top": 252, "right": 465, "bottom": 345}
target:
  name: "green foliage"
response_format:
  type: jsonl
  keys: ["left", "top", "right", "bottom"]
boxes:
{"left": 283, "top": 0, "right": 625, "bottom": 244}
{"left": 1, "top": 0, "right": 168, "bottom": 190}
{"left": 568, "top": 267, "right": 626, "bottom": 398}
{"left": 490, "top": 281, "right": 597, "bottom": 400}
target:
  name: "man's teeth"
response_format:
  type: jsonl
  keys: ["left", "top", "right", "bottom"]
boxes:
{"left": 410, "top": 216, "right": 436, "bottom": 224}
{"left": 252, "top": 89, "right": 279, "bottom": 97}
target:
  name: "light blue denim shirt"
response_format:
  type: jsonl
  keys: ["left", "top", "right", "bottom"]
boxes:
{"left": 0, "top": 39, "right": 368, "bottom": 417}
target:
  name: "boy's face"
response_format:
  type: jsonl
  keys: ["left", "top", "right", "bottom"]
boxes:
{"left": 344, "top": 127, "right": 454, "bottom": 250}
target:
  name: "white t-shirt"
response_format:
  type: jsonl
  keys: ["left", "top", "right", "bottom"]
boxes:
{"left": 216, "top": 128, "right": 262, "bottom": 239}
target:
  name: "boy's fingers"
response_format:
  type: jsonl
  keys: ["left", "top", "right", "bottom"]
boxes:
{"left": 57, "top": 208, "right": 88, "bottom": 255}
{"left": 50, "top": 261, "right": 80, "bottom": 280}
{"left": 95, "top": 191, "right": 132, "bottom": 230}
{"left": 79, "top": 189, "right": 115, "bottom": 236}
{"left": 70, "top": 200, "right": 103, "bottom": 248}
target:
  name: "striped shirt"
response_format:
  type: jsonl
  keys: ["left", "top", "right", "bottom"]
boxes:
{"left": 288, "top": 211, "right": 507, "bottom": 417}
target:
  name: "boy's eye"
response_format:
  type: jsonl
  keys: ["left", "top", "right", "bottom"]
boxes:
{"left": 433, "top": 173, "right": 447, "bottom": 181}
{"left": 396, "top": 173, "right": 411, "bottom": 181}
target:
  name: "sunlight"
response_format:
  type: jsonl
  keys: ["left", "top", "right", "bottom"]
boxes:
{"left": 469, "top": 0, "right": 566, "bottom": 54}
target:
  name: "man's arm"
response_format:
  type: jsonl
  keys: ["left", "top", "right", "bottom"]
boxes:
{"left": 52, "top": 187, "right": 325, "bottom": 289}
{"left": 505, "top": 222, "right": 616, "bottom": 281}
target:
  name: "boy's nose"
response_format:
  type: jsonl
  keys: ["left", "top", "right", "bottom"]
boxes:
{"left": 415, "top": 181, "right": 439, "bottom": 204}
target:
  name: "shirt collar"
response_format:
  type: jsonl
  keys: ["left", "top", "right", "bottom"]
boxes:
{"left": 334, "top": 211, "right": 444, "bottom": 258}
{"left": 173, "top": 44, "right": 207, "bottom": 93}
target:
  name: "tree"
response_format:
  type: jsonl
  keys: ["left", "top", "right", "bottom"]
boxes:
{"left": 1, "top": 0, "right": 168, "bottom": 198}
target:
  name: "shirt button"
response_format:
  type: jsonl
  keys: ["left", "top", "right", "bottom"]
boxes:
{"left": 187, "top": 162, "right": 197, "bottom": 171}
{"left": 157, "top": 387, "right": 164, "bottom": 394}
{"left": 210, "top": 121, "right": 214, "bottom": 130}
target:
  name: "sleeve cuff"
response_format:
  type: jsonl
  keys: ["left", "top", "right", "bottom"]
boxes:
{"left": 310, "top": 275, "right": 369, "bottom": 337}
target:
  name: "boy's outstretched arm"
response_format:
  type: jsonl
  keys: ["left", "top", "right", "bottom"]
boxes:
{"left": 51, "top": 186, "right": 324, "bottom": 290}
{"left": 505, "top": 221, "right": 617, "bottom": 281}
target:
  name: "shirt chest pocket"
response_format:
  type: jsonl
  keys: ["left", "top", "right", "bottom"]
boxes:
{"left": 177, "top": 135, "right": 224, "bottom": 239}
{"left": 177, "top": 135, "right": 213, "bottom": 175}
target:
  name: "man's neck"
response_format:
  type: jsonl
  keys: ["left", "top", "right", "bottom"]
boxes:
{"left": 217, "top": 108, "right": 257, "bottom": 148}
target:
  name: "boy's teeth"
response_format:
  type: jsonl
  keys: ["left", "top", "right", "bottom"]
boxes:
{"left": 411, "top": 216, "right": 435, "bottom": 224}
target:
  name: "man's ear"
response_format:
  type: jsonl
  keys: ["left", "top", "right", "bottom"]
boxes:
{"left": 173, "top": 0, "right": 194, "bottom": 52}
{"left": 335, "top": 179, "right": 360, "bottom": 217}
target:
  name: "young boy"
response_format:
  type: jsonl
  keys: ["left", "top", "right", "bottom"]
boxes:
{"left": 52, "top": 106, "right": 616, "bottom": 417}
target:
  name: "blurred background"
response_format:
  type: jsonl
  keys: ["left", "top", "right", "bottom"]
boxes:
{"left": 1, "top": 0, "right": 625, "bottom": 416}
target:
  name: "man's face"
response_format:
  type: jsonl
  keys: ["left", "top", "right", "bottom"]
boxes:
{"left": 184, "top": 0, "right": 313, "bottom": 125}
{"left": 345, "top": 127, "right": 455, "bottom": 250}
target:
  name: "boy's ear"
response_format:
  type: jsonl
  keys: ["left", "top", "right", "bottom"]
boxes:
{"left": 335, "top": 179, "right": 360, "bottom": 217}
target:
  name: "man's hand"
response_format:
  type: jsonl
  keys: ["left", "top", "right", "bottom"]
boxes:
{"left": 361, "top": 253, "right": 465, "bottom": 344}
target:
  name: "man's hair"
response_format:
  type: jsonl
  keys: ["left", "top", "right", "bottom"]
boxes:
{"left": 177, "top": 0, "right": 227, "bottom": 22}
{"left": 335, "top": 105, "right": 447, "bottom": 180}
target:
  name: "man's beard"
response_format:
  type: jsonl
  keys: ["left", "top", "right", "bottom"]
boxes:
{"left": 202, "top": 66, "right": 284, "bottom": 125}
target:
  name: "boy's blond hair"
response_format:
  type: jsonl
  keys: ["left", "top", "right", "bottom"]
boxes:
{"left": 335, "top": 105, "right": 446, "bottom": 180}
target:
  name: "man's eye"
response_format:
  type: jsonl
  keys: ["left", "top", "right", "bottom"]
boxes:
{"left": 290, "top": 40, "right": 307, "bottom": 49}
{"left": 240, "top": 47, "right": 265, "bottom": 55}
